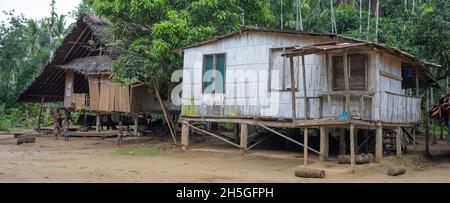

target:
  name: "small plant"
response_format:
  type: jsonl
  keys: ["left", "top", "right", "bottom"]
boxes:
{"left": 0, "top": 117, "right": 11, "bottom": 132}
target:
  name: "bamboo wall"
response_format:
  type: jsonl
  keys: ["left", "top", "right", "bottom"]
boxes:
{"left": 87, "top": 76, "right": 162, "bottom": 113}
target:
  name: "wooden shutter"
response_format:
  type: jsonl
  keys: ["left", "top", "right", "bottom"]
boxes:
{"left": 333, "top": 54, "right": 366, "bottom": 90}
{"left": 215, "top": 54, "right": 226, "bottom": 93}
{"left": 202, "top": 55, "right": 214, "bottom": 93}
{"left": 348, "top": 54, "right": 366, "bottom": 90}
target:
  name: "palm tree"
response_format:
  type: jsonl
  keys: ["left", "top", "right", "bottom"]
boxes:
{"left": 26, "top": 19, "right": 41, "bottom": 57}
{"left": 54, "top": 14, "right": 67, "bottom": 41}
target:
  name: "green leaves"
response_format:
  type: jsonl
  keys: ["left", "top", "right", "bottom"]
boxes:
{"left": 92, "top": 0, "right": 274, "bottom": 90}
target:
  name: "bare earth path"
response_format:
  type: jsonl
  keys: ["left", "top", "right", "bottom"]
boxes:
{"left": 0, "top": 135, "right": 449, "bottom": 183}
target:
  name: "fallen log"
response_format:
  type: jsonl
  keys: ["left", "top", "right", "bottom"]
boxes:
{"left": 16, "top": 137, "right": 36, "bottom": 145}
{"left": 338, "top": 154, "right": 374, "bottom": 164}
{"left": 388, "top": 166, "right": 406, "bottom": 176}
{"left": 294, "top": 167, "right": 325, "bottom": 179}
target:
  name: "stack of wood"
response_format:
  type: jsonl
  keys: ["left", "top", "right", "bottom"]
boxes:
{"left": 430, "top": 92, "right": 450, "bottom": 122}
{"left": 338, "top": 153, "right": 374, "bottom": 164}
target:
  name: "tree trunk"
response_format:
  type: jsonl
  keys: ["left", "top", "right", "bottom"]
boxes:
{"left": 367, "top": 0, "right": 371, "bottom": 36}
{"left": 359, "top": 0, "right": 362, "bottom": 33}
{"left": 295, "top": 167, "right": 325, "bottom": 178}
{"left": 280, "top": 0, "right": 284, "bottom": 29}
{"left": 375, "top": 0, "right": 380, "bottom": 42}
{"left": 153, "top": 79, "right": 177, "bottom": 144}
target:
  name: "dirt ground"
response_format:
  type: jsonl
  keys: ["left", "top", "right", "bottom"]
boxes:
{"left": 0, "top": 133, "right": 449, "bottom": 183}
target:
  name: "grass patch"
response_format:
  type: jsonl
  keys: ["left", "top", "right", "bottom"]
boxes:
{"left": 114, "top": 147, "right": 161, "bottom": 157}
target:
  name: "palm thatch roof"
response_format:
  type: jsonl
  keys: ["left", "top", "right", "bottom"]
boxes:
{"left": 17, "top": 13, "right": 115, "bottom": 103}
{"left": 56, "top": 55, "right": 113, "bottom": 75}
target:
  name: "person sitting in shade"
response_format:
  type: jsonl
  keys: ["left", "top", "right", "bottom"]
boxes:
{"left": 117, "top": 121, "right": 124, "bottom": 145}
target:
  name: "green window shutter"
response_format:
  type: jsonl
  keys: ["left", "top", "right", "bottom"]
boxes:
{"left": 215, "top": 54, "right": 226, "bottom": 93}
{"left": 202, "top": 55, "right": 214, "bottom": 93}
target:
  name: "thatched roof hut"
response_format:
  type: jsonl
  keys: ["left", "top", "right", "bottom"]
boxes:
{"left": 17, "top": 13, "right": 114, "bottom": 103}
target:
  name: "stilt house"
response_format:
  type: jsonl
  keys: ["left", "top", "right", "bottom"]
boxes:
{"left": 17, "top": 14, "right": 178, "bottom": 132}
{"left": 179, "top": 28, "right": 440, "bottom": 166}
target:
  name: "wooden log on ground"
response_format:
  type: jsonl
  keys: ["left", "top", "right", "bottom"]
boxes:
{"left": 338, "top": 153, "right": 374, "bottom": 164}
{"left": 17, "top": 137, "right": 36, "bottom": 145}
{"left": 387, "top": 166, "right": 406, "bottom": 176}
{"left": 294, "top": 167, "right": 325, "bottom": 179}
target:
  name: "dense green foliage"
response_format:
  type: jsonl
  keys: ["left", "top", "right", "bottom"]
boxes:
{"left": 0, "top": 0, "right": 448, "bottom": 133}
{"left": 0, "top": 7, "right": 71, "bottom": 130}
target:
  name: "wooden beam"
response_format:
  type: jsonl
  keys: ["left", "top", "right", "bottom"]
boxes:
{"left": 425, "top": 88, "right": 430, "bottom": 154}
{"left": 96, "top": 112, "right": 101, "bottom": 132}
{"left": 320, "top": 127, "right": 329, "bottom": 161}
{"left": 359, "top": 95, "right": 364, "bottom": 119}
{"left": 396, "top": 127, "right": 402, "bottom": 157}
{"left": 62, "top": 26, "right": 89, "bottom": 63}
{"left": 304, "top": 128, "right": 309, "bottom": 165}
{"left": 255, "top": 123, "right": 323, "bottom": 156}
{"left": 343, "top": 49, "right": 350, "bottom": 113}
{"left": 133, "top": 116, "right": 139, "bottom": 137}
{"left": 289, "top": 57, "right": 297, "bottom": 122}
{"left": 301, "top": 55, "right": 309, "bottom": 119}
{"left": 339, "top": 128, "right": 346, "bottom": 155}
{"left": 182, "top": 121, "right": 241, "bottom": 148}
{"left": 181, "top": 123, "right": 190, "bottom": 151}
{"left": 37, "top": 97, "right": 44, "bottom": 134}
{"left": 233, "top": 124, "right": 240, "bottom": 144}
{"left": 247, "top": 135, "right": 273, "bottom": 151}
{"left": 327, "top": 94, "right": 332, "bottom": 118}
{"left": 375, "top": 124, "right": 383, "bottom": 163}
{"left": 350, "top": 125, "right": 356, "bottom": 173}
{"left": 416, "top": 70, "right": 420, "bottom": 97}
{"left": 380, "top": 71, "right": 403, "bottom": 81}
{"left": 240, "top": 123, "right": 248, "bottom": 152}
{"left": 413, "top": 128, "right": 416, "bottom": 152}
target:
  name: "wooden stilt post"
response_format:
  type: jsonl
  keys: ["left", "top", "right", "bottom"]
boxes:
{"left": 339, "top": 128, "right": 346, "bottom": 155}
{"left": 133, "top": 115, "right": 139, "bottom": 137}
{"left": 375, "top": 123, "right": 383, "bottom": 163}
{"left": 413, "top": 128, "right": 416, "bottom": 152}
{"left": 350, "top": 125, "right": 356, "bottom": 173}
{"left": 234, "top": 124, "right": 240, "bottom": 144}
{"left": 96, "top": 112, "right": 101, "bottom": 132}
{"left": 181, "top": 122, "right": 190, "bottom": 151}
{"left": 304, "top": 128, "right": 309, "bottom": 165}
{"left": 396, "top": 127, "right": 402, "bottom": 157}
{"left": 320, "top": 127, "right": 329, "bottom": 161}
{"left": 425, "top": 88, "right": 430, "bottom": 154}
{"left": 37, "top": 97, "right": 44, "bottom": 134}
{"left": 289, "top": 57, "right": 297, "bottom": 122}
{"left": 354, "top": 129, "right": 359, "bottom": 151}
{"left": 416, "top": 69, "right": 420, "bottom": 97}
{"left": 364, "top": 129, "right": 369, "bottom": 153}
{"left": 240, "top": 123, "right": 248, "bottom": 152}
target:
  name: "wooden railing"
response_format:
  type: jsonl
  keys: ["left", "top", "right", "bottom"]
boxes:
{"left": 379, "top": 91, "right": 420, "bottom": 123}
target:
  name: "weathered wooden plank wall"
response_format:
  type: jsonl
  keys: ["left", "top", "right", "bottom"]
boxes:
{"left": 181, "top": 31, "right": 420, "bottom": 124}
{"left": 182, "top": 31, "right": 328, "bottom": 119}
{"left": 379, "top": 91, "right": 420, "bottom": 123}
